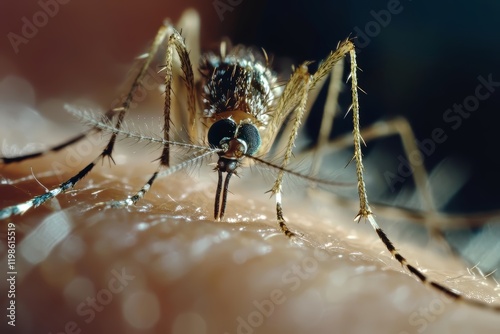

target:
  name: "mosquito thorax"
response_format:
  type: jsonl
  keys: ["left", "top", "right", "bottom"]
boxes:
{"left": 201, "top": 46, "right": 275, "bottom": 170}
{"left": 199, "top": 46, "right": 280, "bottom": 129}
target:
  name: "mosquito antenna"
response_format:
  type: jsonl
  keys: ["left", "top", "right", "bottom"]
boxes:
{"left": 246, "top": 154, "right": 354, "bottom": 187}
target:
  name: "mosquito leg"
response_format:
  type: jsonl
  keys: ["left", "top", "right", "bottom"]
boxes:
{"left": 105, "top": 25, "right": 171, "bottom": 158}
{"left": 102, "top": 27, "right": 197, "bottom": 211}
{"left": 270, "top": 64, "right": 311, "bottom": 237}
{"left": 307, "top": 43, "right": 500, "bottom": 311}
{"left": 345, "top": 44, "right": 372, "bottom": 220}
{"left": 159, "top": 27, "right": 196, "bottom": 167}
{"left": 170, "top": 10, "right": 201, "bottom": 142}
{"left": 265, "top": 40, "right": 356, "bottom": 238}
{"left": 1, "top": 24, "right": 175, "bottom": 166}
{"left": 0, "top": 24, "right": 170, "bottom": 220}
{"left": 271, "top": 62, "right": 331, "bottom": 157}
{"left": 300, "top": 117, "right": 468, "bottom": 256}
{"left": 312, "top": 40, "right": 370, "bottom": 219}
{"left": 285, "top": 39, "right": 370, "bottom": 220}
{"left": 309, "top": 58, "right": 344, "bottom": 177}
{"left": 367, "top": 214, "right": 500, "bottom": 312}
{"left": 177, "top": 10, "right": 201, "bottom": 81}
{"left": 301, "top": 117, "right": 436, "bottom": 215}
{"left": 162, "top": 27, "right": 196, "bottom": 155}
{"left": 101, "top": 149, "right": 217, "bottom": 209}
{"left": 143, "top": 27, "right": 194, "bottom": 186}
{"left": 107, "top": 170, "right": 160, "bottom": 208}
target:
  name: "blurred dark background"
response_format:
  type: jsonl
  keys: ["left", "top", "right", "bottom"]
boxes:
{"left": 226, "top": 0, "right": 500, "bottom": 214}
{"left": 1, "top": 0, "right": 499, "bottom": 213}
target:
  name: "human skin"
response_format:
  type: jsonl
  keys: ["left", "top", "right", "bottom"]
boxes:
{"left": 1, "top": 2, "right": 500, "bottom": 334}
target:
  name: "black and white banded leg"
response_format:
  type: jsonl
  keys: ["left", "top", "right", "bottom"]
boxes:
{"left": 0, "top": 22, "right": 171, "bottom": 220}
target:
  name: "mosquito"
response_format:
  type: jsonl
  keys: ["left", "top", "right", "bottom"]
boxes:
{"left": 1, "top": 9, "right": 499, "bottom": 313}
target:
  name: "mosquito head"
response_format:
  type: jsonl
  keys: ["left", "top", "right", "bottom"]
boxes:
{"left": 208, "top": 118, "right": 261, "bottom": 165}
{"left": 208, "top": 117, "right": 262, "bottom": 220}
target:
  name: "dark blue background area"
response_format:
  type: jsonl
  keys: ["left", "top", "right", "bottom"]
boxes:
{"left": 220, "top": 0, "right": 500, "bottom": 213}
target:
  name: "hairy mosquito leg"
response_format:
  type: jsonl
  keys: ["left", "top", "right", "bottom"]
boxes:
{"left": 177, "top": 10, "right": 201, "bottom": 80}
{"left": 292, "top": 39, "right": 370, "bottom": 220}
{"left": 0, "top": 99, "right": 124, "bottom": 165}
{"left": 276, "top": 193, "right": 296, "bottom": 238}
{"left": 302, "top": 117, "right": 465, "bottom": 256}
{"left": 309, "top": 44, "right": 475, "bottom": 302}
{"left": 0, "top": 20, "right": 176, "bottom": 166}
{"left": 107, "top": 170, "right": 159, "bottom": 208}
{"left": 309, "top": 40, "right": 370, "bottom": 219}
{"left": 171, "top": 10, "right": 201, "bottom": 139}
{"left": 268, "top": 40, "right": 356, "bottom": 238}
{"left": 0, "top": 24, "right": 170, "bottom": 220}
{"left": 102, "top": 27, "right": 198, "bottom": 211}
{"left": 346, "top": 46, "right": 371, "bottom": 220}
{"left": 269, "top": 64, "right": 311, "bottom": 237}
{"left": 271, "top": 58, "right": 343, "bottom": 174}
{"left": 0, "top": 156, "right": 100, "bottom": 219}
{"left": 367, "top": 214, "right": 500, "bottom": 311}
{"left": 271, "top": 66, "right": 329, "bottom": 157}
{"left": 303, "top": 117, "right": 436, "bottom": 215}
{"left": 160, "top": 27, "right": 196, "bottom": 167}
{"left": 309, "top": 58, "right": 344, "bottom": 177}
{"left": 305, "top": 52, "right": 500, "bottom": 310}
{"left": 101, "top": 150, "right": 217, "bottom": 209}
{"left": 105, "top": 25, "right": 170, "bottom": 159}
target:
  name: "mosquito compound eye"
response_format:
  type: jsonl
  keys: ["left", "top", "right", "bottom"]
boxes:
{"left": 236, "top": 123, "right": 261, "bottom": 156}
{"left": 207, "top": 118, "right": 237, "bottom": 148}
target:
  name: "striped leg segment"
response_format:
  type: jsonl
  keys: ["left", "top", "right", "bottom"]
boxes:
{"left": 269, "top": 40, "right": 356, "bottom": 238}
{"left": 105, "top": 26, "right": 198, "bottom": 211}
{"left": 367, "top": 214, "right": 500, "bottom": 311}
{"left": 0, "top": 24, "right": 170, "bottom": 220}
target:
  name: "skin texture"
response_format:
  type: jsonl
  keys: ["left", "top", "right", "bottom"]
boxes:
{"left": 1, "top": 131, "right": 500, "bottom": 334}
{"left": 1, "top": 2, "right": 500, "bottom": 334}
